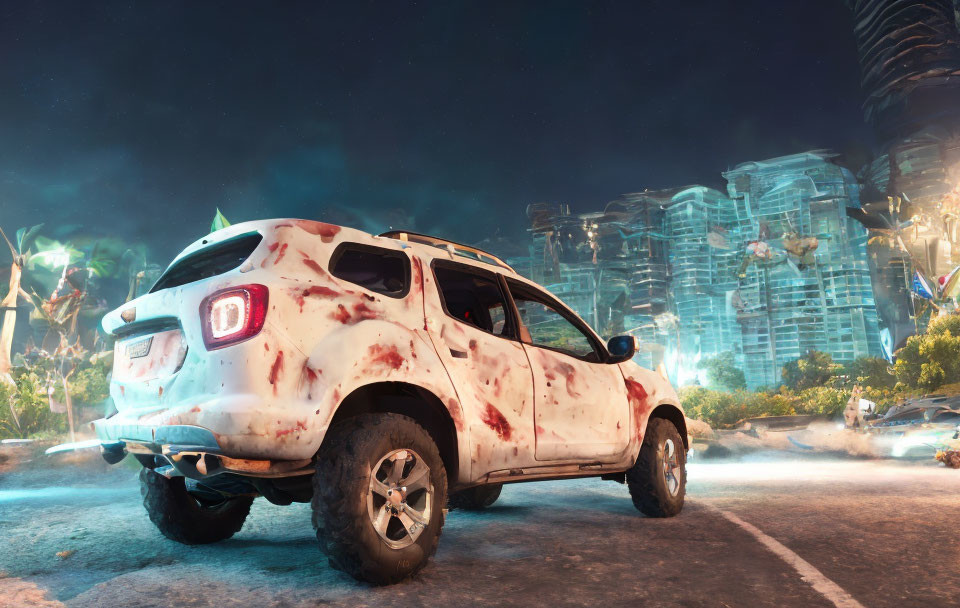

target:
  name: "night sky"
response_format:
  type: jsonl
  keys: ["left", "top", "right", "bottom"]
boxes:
{"left": 0, "top": 1, "right": 870, "bottom": 262}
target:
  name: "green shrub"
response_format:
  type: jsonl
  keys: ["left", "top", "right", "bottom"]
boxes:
{"left": 679, "top": 386, "right": 799, "bottom": 428}
{"left": 0, "top": 372, "right": 67, "bottom": 439}
{"left": 846, "top": 357, "right": 895, "bottom": 389}
{"left": 781, "top": 350, "right": 844, "bottom": 391}
{"left": 70, "top": 360, "right": 111, "bottom": 406}
{"left": 699, "top": 352, "right": 747, "bottom": 391}
{"left": 795, "top": 386, "right": 849, "bottom": 417}
{"left": 680, "top": 384, "right": 857, "bottom": 428}
{"left": 926, "top": 314, "right": 960, "bottom": 337}
{"left": 893, "top": 317, "right": 960, "bottom": 391}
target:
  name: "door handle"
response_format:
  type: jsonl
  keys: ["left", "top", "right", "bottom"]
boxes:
{"left": 449, "top": 348, "right": 468, "bottom": 359}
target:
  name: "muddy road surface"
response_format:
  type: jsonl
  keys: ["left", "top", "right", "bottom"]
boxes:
{"left": 1, "top": 444, "right": 958, "bottom": 607}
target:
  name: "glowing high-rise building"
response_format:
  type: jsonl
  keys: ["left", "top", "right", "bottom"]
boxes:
{"left": 521, "top": 152, "right": 882, "bottom": 389}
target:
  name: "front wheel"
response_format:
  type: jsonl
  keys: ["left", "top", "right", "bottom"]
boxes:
{"left": 626, "top": 418, "right": 686, "bottom": 517}
{"left": 312, "top": 413, "right": 448, "bottom": 584}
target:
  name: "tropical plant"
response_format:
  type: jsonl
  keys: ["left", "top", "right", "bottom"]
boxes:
{"left": 211, "top": 208, "right": 231, "bottom": 232}
{"left": 0, "top": 224, "right": 43, "bottom": 384}
{"left": 0, "top": 370, "right": 65, "bottom": 439}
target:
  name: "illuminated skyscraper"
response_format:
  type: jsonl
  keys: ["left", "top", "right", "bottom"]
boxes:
{"left": 521, "top": 152, "right": 882, "bottom": 388}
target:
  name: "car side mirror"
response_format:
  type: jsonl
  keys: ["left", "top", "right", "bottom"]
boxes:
{"left": 606, "top": 335, "right": 637, "bottom": 364}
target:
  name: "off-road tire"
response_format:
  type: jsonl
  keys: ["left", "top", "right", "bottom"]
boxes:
{"left": 312, "top": 413, "right": 448, "bottom": 585}
{"left": 139, "top": 467, "right": 254, "bottom": 544}
{"left": 626, "top": 418, "right": 686, "bottom": 517}
{"left": 448, "top": 484, "right": 502, "bottom": 511}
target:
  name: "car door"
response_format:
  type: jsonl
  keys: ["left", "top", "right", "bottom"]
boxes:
{"left": 505, "top": 278, "right": 630, "bottom": 462}
{"left": 423, "top": 261, "right": 538, "bottom": 477}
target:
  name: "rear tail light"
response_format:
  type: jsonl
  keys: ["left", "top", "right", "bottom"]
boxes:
{"left": 200, "top": 284, "right": 268, "bottom": 350}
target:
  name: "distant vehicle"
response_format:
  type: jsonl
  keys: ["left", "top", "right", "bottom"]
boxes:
{"left": 93, "top": 219, "right": 688, "bottom": 584}
{"left": 858, "top": 395, "right": 960, "bottom": 457}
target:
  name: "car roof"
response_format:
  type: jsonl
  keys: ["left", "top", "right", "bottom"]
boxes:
{"left": 378, "top": 230, "right": 517, "bottom": 274}
{"left": 173, "top": 219, "right": 602, "bottom": 339}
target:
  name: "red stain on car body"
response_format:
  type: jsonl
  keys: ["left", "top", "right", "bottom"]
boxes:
{"left": 261, "top": 242, "right": 287, "bottom": 268}
{"left": 298, "top": 285, "right": 341, "bottom": 312}
{"left": 268, "top": 350, "right": 285, "bottom": 395}
{"left": 353, "top": 301, "right": 378, "bottom": 320}
{"left": 331, "top": 300, "right": 380, "bottom": 324}
{"left": 305, "top": 286, "right": 339, "bottom": 298}
{"left": 274, "top": 242, "right": 288, "bottom": 264}
{"left": 331, "top": 304, "right": 351, "bottom": 323}
{"left": 411, "top": 256, "right": 424, "bottom": 294}
{"left": 446, "top": 398, "right": 464, "bottom": 431}
{"left": 624, "top": 378, "right": 652, "bottom": 438}
{"left": 481, "top": 402, "right": 512, "bottom": 441}
{"left": 301, "top": 256, "right": 326, "bottom": 276}
{"left": 556, "top": 362, "right": 581, "bottom": 398}
{"left": 295, "top": 220, "right": 341, "bottom": 240}
{"left": 368, "top": 344, "right": 405, "bottom": 370}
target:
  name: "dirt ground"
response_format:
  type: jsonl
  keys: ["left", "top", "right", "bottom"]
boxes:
{"left": 2, "top": 441, "right": 959, "bottom": 607}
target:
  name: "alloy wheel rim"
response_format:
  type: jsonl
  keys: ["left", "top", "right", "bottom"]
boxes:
{"left": 662, "top": 438, "right": 682, "bottom": 497}
{"left": 366, "top": 448, "right": 433, "bottom": 549}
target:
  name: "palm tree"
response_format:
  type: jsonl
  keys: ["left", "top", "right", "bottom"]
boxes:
{"left": 0, "top": 224, "right": 42, "bottom": 384}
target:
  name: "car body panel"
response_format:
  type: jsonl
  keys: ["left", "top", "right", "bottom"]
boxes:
{"left": 525, "top": 345, "right": 631, "bottom": 462}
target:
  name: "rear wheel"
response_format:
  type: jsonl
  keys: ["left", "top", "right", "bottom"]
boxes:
{"left": 626, "top": 418, "right": 686, "bottom": 517}
{"left": 448, "top": 484, "right": 502, "bottom": 510}
{"left": 312, "top": 413, "right": 448, "bottom": 584}
{"left": 139, "top": 468, "right": 254, "bottom": 544}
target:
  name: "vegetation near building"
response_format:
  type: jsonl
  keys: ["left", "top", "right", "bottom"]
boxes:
{"left": 893, "top": 315, "right": 960, "bottom": 391}
{"left": 698, "top": 352, "right": 746, "bottom": 391}
{"left": 781, "top": 351, "right": 844, "bottom": 392}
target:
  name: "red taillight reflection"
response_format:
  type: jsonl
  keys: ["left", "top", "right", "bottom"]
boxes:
{"left": 200, "top": 284, "right": 269, "bottom": 350}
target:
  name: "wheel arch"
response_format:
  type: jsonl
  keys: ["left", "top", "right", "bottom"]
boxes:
{"left": 325, "top": 381, "right": 461, "bottom": 481}
{"left": 649, "top": 402, "right": 688, "bottom": 450}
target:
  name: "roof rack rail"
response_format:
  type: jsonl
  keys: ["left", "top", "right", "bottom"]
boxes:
{"left": 378, "top": 230, "right": 516, "bottom": 273}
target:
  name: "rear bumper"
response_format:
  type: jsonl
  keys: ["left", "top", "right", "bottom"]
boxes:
{"left": 93, "top": 419, "right": 221, "bottom": 451}
{"left": 94, "top": 421, "right": 313, "bottom": 480}
{"left": 96, "top": 391, "right": 324, "bottom": 460}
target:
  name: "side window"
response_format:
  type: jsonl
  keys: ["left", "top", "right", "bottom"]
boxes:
{"left": 507, "top": 280, "right": 599, "bottom": 361}
{"left": 433, "top": 264, "right": 511, "bottom": 337}
{"left": 330, "top": 244, "right": 409, "bottom": 297}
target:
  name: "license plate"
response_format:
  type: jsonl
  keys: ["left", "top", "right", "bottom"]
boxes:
{"left": 124, "top": 336, "right": 153, "bottom": 359}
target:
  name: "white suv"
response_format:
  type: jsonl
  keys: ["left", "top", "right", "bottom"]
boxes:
{"left": 94, "top": 219, "right": 688, "bottom": 584}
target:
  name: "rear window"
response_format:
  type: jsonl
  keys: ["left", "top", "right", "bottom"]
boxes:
{"left": 150, "top": 232, "right": 263, "bottom": 293}
{"left": 330, "top": 243, "right": 409, "bottom": 297}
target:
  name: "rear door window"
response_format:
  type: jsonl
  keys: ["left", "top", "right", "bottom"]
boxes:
{"left": 329, "top": 243, "right": 410, "bottom": 297}
{"left": 433, "top": 263, "right": 512, "bottom": 337}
